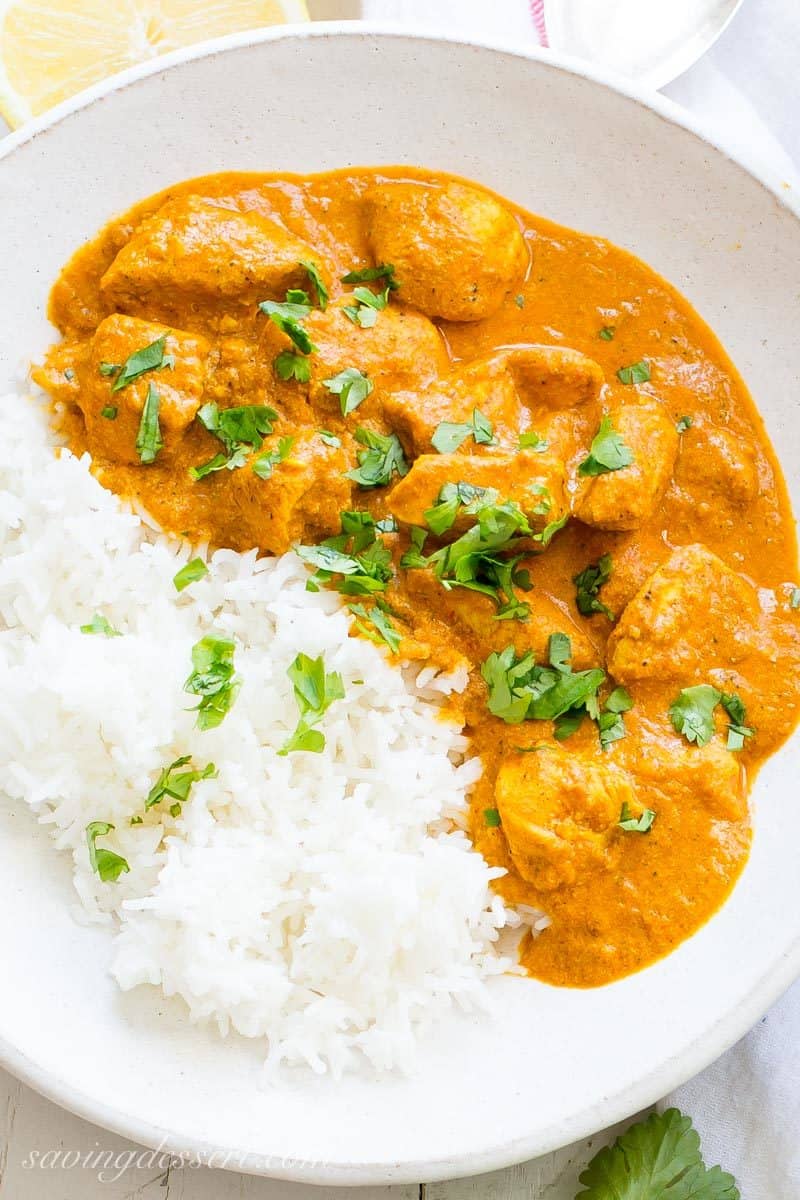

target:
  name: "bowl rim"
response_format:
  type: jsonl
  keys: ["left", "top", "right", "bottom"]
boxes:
{"left": 1, "top": 21, "right": 799, "bottom": 1185}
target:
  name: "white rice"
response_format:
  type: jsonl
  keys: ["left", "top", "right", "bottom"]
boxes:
{"left": 0, "top": 394, "right": 519, "bottom": 1077}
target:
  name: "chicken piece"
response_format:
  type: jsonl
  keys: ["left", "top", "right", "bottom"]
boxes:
{"left": 573, "top": 401, "right": 679, "bottom": 531}
{"left": 260, "top": 299, "right": 446, "bottom": 420}
{"left": 400, "top": 567, "right": 598, "bottom": 669}
{"left": 507, "top": 345, "right": 605, "bottom": 412}
{"left": 101, "top": 195, "right": 325, "bottom": 319}
{"left": 495, "top": 747, "right": 636, "bottom": 890}
{"left": 222, "top": 429, "right": 351, "bottom": 554}
{"left": 675, "top": 421, "right": 760, "bottom": 509}
{"left": 364, "top": 181, "right": 527, "bottom": 321}
{"left": 79, "top": 314, "right": 212, "bottom": 465}
{"left": 383, "top": 353, "right": 525, "bottom": 457}
{"left": 633, "top": 738, "right": 746, "bottom": 823}
{"left": 607, "top": 544, "right": 762, "bottom": 683}
{"left": 387, "top": 451, "right": 568, "bottom": 533}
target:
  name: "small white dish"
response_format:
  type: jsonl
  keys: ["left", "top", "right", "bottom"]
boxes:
{"left": 0, "top": 24, "right": 798, "bottom": 1186}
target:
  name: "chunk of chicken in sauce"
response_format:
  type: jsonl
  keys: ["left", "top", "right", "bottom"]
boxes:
{"left": 34, "top": 167, "right": 800, "bottom": 991}
{"left": 365, "top": 180, "right": 528, "bottom": 321}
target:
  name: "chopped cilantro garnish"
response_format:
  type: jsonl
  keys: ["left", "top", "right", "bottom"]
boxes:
{"left": 252, "top": 435, "right": 295, "bottom": 480}
{"left": 400, "top": 526, "right": 429, "bottom": 569}
{"left": 318, "top": 430, "right": 341, "bottom": 448}
{"left": 423, "top": 481, "right": 499, "bottom": 536}
{"left": 99, "top": 362, "right": 119, "bottom": 377}
{"left": 574, "top": 554, "right": 614, "bottom": 620}
{"left": 616, "top": 358, "right": 651, "bottom": 385}
{"left": 184, "top": 635, "right": 241, "bottom": 731}
{"left": 299, "top": 260, "right": 329, "bottom": 310}
{"left": 349, "top": 599, "right": 402, "bottom": 653}
{"left": 669, "top": 684, "right": 721, "bottom": 747}
{"left": 145, "top": 755, "right": 217, "bottom": 811}
{"left": 484, "top": 807, "right": 502, "bottom": 827}
{"left": 431, "top": 408, "right": 496, "bottom": 454}
{"left": 101, "top": 405, "right": 118, "bottom": 420}
{"left": 135, "top": 382, "right": 163, "bottom": 464}
{"left": 481, "top": 635, "right": 605, "bottom": 725}
{"left": 341, "top": 263, "right": 399, "bottom": 290}
{"left": 173, "top": 558, "right": 208, "bottom": 592}
{"left": 323, "top": 367, "right": 374, "bottom": 417}
{"left": 295, "top": 511, "right": 394, "bottom": 596}
{"left": 719, "top": 691, "right": 754, "bottom": 751}
{"left": 578, "top": 416, "right": 634, "bottom": 477}
{"left": 576, "top": 1106, "right": 739, "bottom": 1200}
{"left": 86, "top": 821, "right": 129, "bottom": 883}
{"left": 342, "top": 284, "right": 392, "bottom": 328}
{"left": 597, "top": 686, "right": 633, "bottom": 750}
{"left": 598, "top": 325, "right": 616, "bottom": 341}
{"left": 279, "top": 652, "right": 345, "bottom": 755}
{"left": 191, "top": 402, "right": 278, "bottom": 479}
{"left": 676, "top": 414, "right": 693, "bottom": 433}
{"left": 618, "top": 802, "right": 656, "bottom": 832}
{"left": 108, "top": 336, "right": 172, "bottom": 393}
{"left": 518, "top": 431, "right": 549, "bottom": 452}
{"left": 80, "top": 613, "right": 121, "bottom": 637}
{"left": 274, "top": 349, "right": 312, "bottom": 383}
{"left": 347, "top": 428, "right": 408, "bottom": 488}
{"left": 258, "top": 298, "right": 315, "bottom": 351}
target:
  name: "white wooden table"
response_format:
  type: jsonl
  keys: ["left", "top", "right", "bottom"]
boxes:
{"left": 0, "top": 1064, "right": 636, "bottom": 1198}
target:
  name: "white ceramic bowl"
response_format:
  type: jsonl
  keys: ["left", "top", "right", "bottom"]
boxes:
{"left": 0, "top": 24, "right": 799, "bottom": 1187}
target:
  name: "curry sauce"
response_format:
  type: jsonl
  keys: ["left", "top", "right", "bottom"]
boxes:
{"left": 35, "top": 168, "right": 800, "bottom": 987}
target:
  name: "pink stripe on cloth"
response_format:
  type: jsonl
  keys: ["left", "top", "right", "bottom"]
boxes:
{"left": 529, "top": 0, "right": 548, "bottom": 46}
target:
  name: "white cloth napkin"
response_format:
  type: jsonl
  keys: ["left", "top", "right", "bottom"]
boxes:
{"left": 359, "top": 2, "right": 800, "bottom": 1195}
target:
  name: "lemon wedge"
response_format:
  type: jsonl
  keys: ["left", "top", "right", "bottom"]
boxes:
{"left": 0, "top": 0, "right": 309, "bottom": 128}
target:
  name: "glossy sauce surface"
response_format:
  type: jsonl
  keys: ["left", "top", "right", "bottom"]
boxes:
{"left": 35, "top": 168, "right": 800, "bottom": 987}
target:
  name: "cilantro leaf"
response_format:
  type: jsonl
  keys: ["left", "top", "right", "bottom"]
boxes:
{"left": 191, "top": 402, "right": 279, "bottom": 478}
{"left": 252, "top": 435, "right": 295, "bottom": 480}
{"left": 80, "top": 613, "right": 121, "bottom": 637}
{"left": 299, "top": 259, "right": 328, "bottom": 310}
{"left": 617, "top": 358, "right": 651, "bottom": 385}
{"left": 347, "top": 428, "right": 408, "bottom": 488}
{"left": 431, "top": 408, "right": 496, "bottom": 454}
{"left": 86, "top": 821, "right": 129, "bottom": 883}
{"left": 579, "top": 416, "right": 634, "bottom": 477}
{"left": 519, "top": 431, "right": 549, "bottom": 451}
{"left": 184, "top": 635, "right": 241, "bottom": 731}
{"left": 318, "top": 430, "right": 341, "bottom": 448}
{"left": 323, "top": 367, "right": 374, "bottom": 417}
{"left": 349, "top": 600, "right": 402, "bottom": 653}
{"left": 295, "top": 511, "right": 394, "bottom": 596}
{"left": 669, "top": 685, "right": 722, "bottom": 747}
{"left": 274, "top": 349, "right": 312, "bottom": 383}
{"left": 484, "top": 807, "right": 502, "bottom": 827}
{"left": 258, "top": 298, "right": 316, "bottom": 352}
{"left": 423, "top": 481, "right": 499, "bottom": 536}
{"left": 481, "top": 639, "right": 605, "bottom": 725}
{"left": 173, "top": 558, "right": 208, "bottom": 592}
{"left": 618, "top": 801, "right": 656, "bottom": 832}
{"left": 135, "top": 382, "right": 164, "bottom": 464}
{"left": 676, "top": 415, "right": 693, "bottom": 433}
{"left": 719, "top": 691, "right": 754, "bottom": 751}
{"left": 598, "top": 325, "right": 616, "bottom": 341}
{"left": 145, "top": 756, "right": 217, "bottom": 812}
{"left": 109, "top": 336, "right": 171, "bottom": 393}
{"left": 101, "top": 405, "right": 118, "bottom": 420}
{"left": 341, "top": 263, "right": 399, "bottom": 289}
{"left": 576, "top": 1107, "right": 739, "bottom": 1200}
{"left": 279, "top": 652, "right": 345, "bottom": 755}
{"left": 574, "top": 554, "right": 615, "bottom": 620}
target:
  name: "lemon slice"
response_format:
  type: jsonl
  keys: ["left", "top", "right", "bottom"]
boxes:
{"left": 0, "top": 0, "right": 309, "bottom": 128}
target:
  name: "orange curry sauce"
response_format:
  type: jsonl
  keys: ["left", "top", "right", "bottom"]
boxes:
{"left": 35, "top": 169, "right": 800, "bottom": 987}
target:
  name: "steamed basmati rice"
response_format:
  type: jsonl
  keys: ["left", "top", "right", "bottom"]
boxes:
{"left": 0, "top": 394, "right": 521, "bottom": 1076}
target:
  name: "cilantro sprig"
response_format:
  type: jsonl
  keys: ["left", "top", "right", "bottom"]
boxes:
{"left": 669, "top": 685, "right": 753, "bottom": 751}
{"left": 295, "top": 511, "right": 394, "bottom": 596}
{"left": 481, "top": 634, "right": 605, "bottom": 725}
{"left": 173, "top": 558, "right": 208, "bottom": 592}
{"left": 578, "top": 416, "right": 634, "bottom": 477}
{"left": 576, "top": 1107, "right": 739, "bottom": 1199}
{"left": 190, "top": 402, "right": 279, "bottom": 480}
{"left": 86, "top": 821, "right": 129, "bottom": 883}
{"left": 253, "top": 435, "right": 295, "bottom": 480}
{"left": 184, "top": 635, "right": 241, "bottom": 731}
{"left": 280, "top": 652, "right": 345, "bottom": 754}
{"left": 102, "top": 336, "right": 174, "bottom": 393}
{"left": 347, "top": 428, "right": 409, "bottom": 488}
{"left": 136, "top": 383, "right": 164, "bottom": 464}
{"left": 348, "top": 598, "right": 402, "bottom": 653}
{"left": 431, "top": 408, "right": 495, "bottom": 454}
{"left": 323, "top": 368, "right": 374, "bottom": 417}
{"left": 145, "top": 755, "right": 217, "bottom": 816}
{"left": 574, "top": 554, "right": 614, "bottom": 621}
